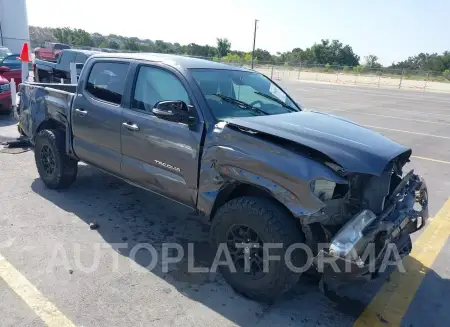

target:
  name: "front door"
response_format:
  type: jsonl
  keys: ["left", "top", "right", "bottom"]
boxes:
{"left": 120, "top": 64, "right": 204, "bottom": 208}
{"left": 72, "top": 60, "right": 130, "bottom": 175}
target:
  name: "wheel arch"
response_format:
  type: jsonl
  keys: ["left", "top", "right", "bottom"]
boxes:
{"left": 200, "top": 167, "right": 312, "bottom": 222}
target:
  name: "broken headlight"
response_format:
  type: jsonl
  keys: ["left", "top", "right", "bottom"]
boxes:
{"left": 329, "top": 210, "right": 377, "bottom": 257}
{"left": 310, "top": 179, "right": 336, "bottom": 201}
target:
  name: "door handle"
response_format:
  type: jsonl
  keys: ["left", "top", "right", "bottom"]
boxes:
{"left": 74, "top": 108, "right": 88, "bottom": 117}
{"left": 122, "top": 122, "right": 140, "bottom": 131}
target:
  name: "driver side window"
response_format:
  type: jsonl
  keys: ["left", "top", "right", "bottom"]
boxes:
{"left": 132, "top": 66, "right": 190, "bottom": 113}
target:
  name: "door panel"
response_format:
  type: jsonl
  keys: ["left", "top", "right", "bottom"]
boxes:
{"left": 2, "top": 69, "right": 21, "bottom": 84}
{"left": 72, "top": 97, "right": 123, "bottom": 174}
{"left": 121, "top": 109, "right": 202, "bottom": 207}
{"left": 72, "top": 61, "right": 130, "bottom": 175}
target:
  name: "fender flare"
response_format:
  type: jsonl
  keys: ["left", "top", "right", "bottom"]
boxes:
{"left": 197, "top": 165, "right": 322, "bottom": 219}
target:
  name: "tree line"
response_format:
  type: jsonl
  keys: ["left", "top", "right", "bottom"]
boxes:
{"left": 29, "top": 26, "right": 450, "bottom": 76}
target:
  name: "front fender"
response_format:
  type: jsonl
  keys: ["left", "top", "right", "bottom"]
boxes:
{"left": 197, "top": 144, "right": 346, "bottom": 219}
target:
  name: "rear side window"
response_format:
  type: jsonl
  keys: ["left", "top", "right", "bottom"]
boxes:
{"left": 75, "top": 53, "right": 88, "bottom": 64}
{"left": 59, "top": 52, "right": 76, "bottom": 67}
{"left": 86, "top": 62, "right": 129, "bottom": 105}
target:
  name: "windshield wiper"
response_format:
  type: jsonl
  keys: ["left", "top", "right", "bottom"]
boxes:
{"left": 254, "top": 91, "right": 297, "bottom": 112}
{"left": 212, "top": 94, "right": 269, "bottom": 115}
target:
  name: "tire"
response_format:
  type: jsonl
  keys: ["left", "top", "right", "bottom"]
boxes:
{"left": 18, "top": 124, "right": 26, "bottom": 137}
{"left": 34, "top": 129, "right": 78, "bottom": 189}
{"left": 210, "top": 196, "right": 307, "bottom": 303}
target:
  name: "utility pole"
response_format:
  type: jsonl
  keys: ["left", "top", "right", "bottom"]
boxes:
{"left": 251, "top": 19, "right": 258, "bottom": 69}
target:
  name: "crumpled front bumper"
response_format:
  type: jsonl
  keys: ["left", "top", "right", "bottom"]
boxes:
{"left": 315, "top": 170, "right": 428, "bottom": 282}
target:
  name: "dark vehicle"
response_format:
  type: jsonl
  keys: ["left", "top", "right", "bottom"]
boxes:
{"left": 0, "top": 53, "right": 21, "bottom": 70}
{"left": 34, "top": 49, "right": 99, "bottom": 84}
{"left": 16, "top": 53, "right": 429, "bottom": 303}
{"left": 34, "top": 42, "right": 71, "bottom": 61}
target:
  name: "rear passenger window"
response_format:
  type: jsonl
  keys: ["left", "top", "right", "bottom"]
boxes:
{"left": 75, "top": 53, "right": 88, "bottom": 64}
{"left": 59, "top": 52, "right": 76, "bottom": 67}
{"left": 86, "top": 62, "right": 129, "bottom": 105}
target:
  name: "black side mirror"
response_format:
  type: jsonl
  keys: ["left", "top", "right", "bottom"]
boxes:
{"left": 152, "top": 100, "right": 193, "bottom": 124}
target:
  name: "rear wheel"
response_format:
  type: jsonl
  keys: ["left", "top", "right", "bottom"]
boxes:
{"left": 210, "top": 196, "right": 308, "bottom": 303}
{"left": 34, "top": 129, "right": 78, "bottom": 189}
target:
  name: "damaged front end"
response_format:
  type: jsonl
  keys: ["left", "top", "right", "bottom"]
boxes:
{"left": 306, "top": 157, "right": 429, "bottom": 282}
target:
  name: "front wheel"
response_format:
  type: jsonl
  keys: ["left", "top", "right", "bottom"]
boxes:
{"left": 34, "top": 129, "right": 78, "bottom": 189}
{"left": 210, "top": 196, "right": 308, "bottom": 303}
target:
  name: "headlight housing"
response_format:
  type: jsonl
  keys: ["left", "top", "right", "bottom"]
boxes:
{"left": 329, "top": 210, "right": 377, "bottom": 257}
{"left": 0, "top": 83, "right": 10, "bottom": 92}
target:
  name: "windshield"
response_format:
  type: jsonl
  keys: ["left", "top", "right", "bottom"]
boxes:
{"left": 191, "top": 69, "right": 300, "bottom": 120}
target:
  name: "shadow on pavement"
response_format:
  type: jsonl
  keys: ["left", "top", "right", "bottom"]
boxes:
{"left": 30, "top": 164, "right": 449, "bottom": 326}
{"left": 0, "top": 112, "right": 15, "bottom": 127}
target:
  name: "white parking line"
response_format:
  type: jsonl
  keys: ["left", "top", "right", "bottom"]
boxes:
{"left": 296, "top": 85, "right": 450, "bottom": 105}
{"left": 412, "top": 156, "right": 450, "bottom": 164}
{"left": 0, "top": 253, "right": 77, "bottom": 327}
{"left": 372, "top": 107, "right": 450, "bottom": 118}
{"left": 364, "top": 125, "right": 450, "bottom": 139}
{"left": 332, "top": 109, "right": 450, "bottom": 126}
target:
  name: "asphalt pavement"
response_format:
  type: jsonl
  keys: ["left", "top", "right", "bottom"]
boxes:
{"left": 1, "top": 81, "right": 450, "bottom": 327}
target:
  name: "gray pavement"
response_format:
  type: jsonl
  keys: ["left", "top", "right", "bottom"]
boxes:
{"left": 1, "top": 80, "right": 450, "bottom": 326}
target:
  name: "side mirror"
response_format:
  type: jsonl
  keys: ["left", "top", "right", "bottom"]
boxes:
{"left": 152, "top": 100, "right": 193, "bottom": 124}
{"left": 0, "top": 66, "right": 10, "bottom": 74}
{"left": 75, "top": 63, "right": 84, "bottom": 70}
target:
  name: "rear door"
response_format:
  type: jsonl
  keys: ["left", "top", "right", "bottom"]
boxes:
{"left": 72, "top": 60, "right": 130, "bottom": 175}
{"left": 120, "top": 64, "right": 204, "bottom": 207}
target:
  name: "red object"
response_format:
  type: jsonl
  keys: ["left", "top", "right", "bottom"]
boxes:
{"left": 0, "top": 67, "right": 21, "bottom": 84}
{"left": 34, "top": 42, "right": 71, "bottom": 62}
{"left": 0, "top": 90, "right": 12, "bottom": 111}
{"left": 19, "top": 43, "right": 30, "bottom": 62}
{"left": 0, "top": 74, "right": 12, "bottom": 111}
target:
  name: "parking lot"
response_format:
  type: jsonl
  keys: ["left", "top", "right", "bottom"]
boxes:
{"left": 1, "top": 81, "right": 450, "bottom": 327}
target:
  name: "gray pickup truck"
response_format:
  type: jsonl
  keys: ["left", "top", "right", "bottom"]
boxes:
{"left": 17, "top": 53, "right": 428, "bottom": 302}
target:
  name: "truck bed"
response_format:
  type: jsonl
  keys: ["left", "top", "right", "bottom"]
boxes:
{"left": 18, "top": 82, "right": 76, "bottom": 142}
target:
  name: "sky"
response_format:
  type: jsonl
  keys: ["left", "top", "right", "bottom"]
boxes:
{"left": 26, "top": 0, "right": 450, "bottom": 65}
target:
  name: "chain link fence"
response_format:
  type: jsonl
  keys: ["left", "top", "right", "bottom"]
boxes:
{"left": 190, "top": 58, "right": 450, "bottom": 93}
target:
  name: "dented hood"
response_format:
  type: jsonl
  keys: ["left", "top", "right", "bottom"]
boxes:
{"left": 226, "top": 111, "right": 411, "bottom": 176}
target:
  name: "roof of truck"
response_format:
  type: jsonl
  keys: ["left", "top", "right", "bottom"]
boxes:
{"left": 62, "top": 49, "right": 101, "bottom": 56}
{"left": 90, "top": 52, "right": 252, "bottom": 71}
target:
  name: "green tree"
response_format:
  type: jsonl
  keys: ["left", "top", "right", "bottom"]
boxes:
{"left": 364, "top": 54, "right": 382, "bottom": 68}
{"left": 217, "top": 38, "right": 231, "bottom": 57}
{"left": 122, "top": 39, "right": 140, "bottom": 51}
